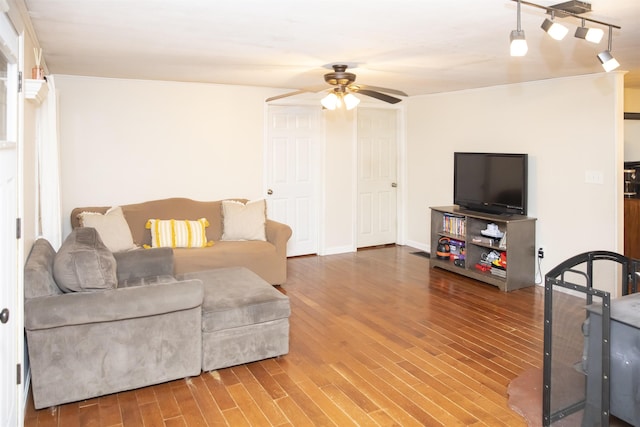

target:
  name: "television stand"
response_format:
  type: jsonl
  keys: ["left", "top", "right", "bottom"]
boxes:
{"left": 429, "top": 206, "right": 536, "bottom": 291}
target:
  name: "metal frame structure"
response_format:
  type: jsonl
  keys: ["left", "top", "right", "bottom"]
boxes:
{"left": 542, "top": 251, "right": 640, "bottom": 426}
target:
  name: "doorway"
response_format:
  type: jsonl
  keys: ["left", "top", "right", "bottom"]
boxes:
{"left": 0, "top": 10, "right": 21, "bottom": 426}
{"left": 356, "top": 108, "right": 399, "bottom": 248}
{"left": 265, "top": 105, "right": 321, "bottom": 257}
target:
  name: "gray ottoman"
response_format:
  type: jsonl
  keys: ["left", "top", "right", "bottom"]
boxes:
{"left": 177, "top": 267, "right": 290, "bottom": 371}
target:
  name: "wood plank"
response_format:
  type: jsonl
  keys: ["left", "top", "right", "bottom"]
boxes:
{"left": 117, "top": 391, "right": 144, "bottom": 427}
{"left": 97, "top": 394, "right": 122, "bottom": 427}
{"left": 185, "top": 375, "right": 227, "bottom": 427}
{"left": 138, "top": 401, "right": 164, "bottom": 427}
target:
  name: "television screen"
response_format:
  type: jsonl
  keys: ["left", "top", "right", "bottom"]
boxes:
{"left": 454, "top": 152, "right": 528, "bottom": 215}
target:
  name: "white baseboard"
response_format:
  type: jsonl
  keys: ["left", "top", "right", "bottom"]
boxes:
{"left": 405, "top": 239, "right": 429, "bottom": 253}
{"left": 320, "top": 245, "right": 356, "bottom": 256}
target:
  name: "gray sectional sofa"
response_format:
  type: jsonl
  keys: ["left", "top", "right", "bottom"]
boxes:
{"left": 24, "top": 227, "right": 290, "bottom": 409}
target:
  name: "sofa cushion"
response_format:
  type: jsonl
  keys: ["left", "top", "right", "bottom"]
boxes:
{"left": 177, "top": 267, "right": 290, "bottom": 332}
{"left": 77, "top": 206, "right": 137, "bottom": 252}
{"left": 145, "top": 218, "right": 213, "bottom": 248}
{"left": 53, "top": 227, "right": 118, "bottom": 293}
{"left": 221, "top": 199, "right": 267, "bottom": 241}
{"left": 24, "top": 239, "right": 64, "bottom": 299}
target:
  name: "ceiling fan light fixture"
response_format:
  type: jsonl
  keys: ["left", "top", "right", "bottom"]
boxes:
{"left": 321, "top": 92, "right": 339, "bottom": 110}
{"left": 343, "top": 93, "right": 360, "bottom": 110}
{"left": 541, "top": 15, "right": 569, "bottom": 40}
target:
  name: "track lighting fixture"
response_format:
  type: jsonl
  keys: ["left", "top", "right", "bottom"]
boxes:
{"left": 574, "top": 19, "right": 604, "bottom": 43}
{"left": 510, "top": 0, "right": 528, "bottom": 56}
{"left": 597, "top": 26, "right": 620, "bottom": 72}
{"left": 541, "top": 11, "right": 569, "bottom": 40}
{"left": 509, "top": 0, "right": 621, "bottom": 69}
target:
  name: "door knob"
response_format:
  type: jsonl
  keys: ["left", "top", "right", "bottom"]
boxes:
{"left": 0, "top": 308, "right": 9, "bottom": 324}
{"left": 391, "top": 182, "right": 398, "bottom": 188}
{"left": 267, "top": 189, "right": 273, "bottom": 195}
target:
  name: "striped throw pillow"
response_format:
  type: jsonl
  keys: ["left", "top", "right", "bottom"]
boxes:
{"left": 145, "top": 218, "right": 214, "bottom": 248}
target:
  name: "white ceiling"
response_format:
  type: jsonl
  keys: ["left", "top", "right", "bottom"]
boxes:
{"left": 22, "top": 0, "right": 640, "bottom": 102}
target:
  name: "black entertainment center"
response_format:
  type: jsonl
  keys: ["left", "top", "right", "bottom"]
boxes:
{"left": 430, "top": 152, "right": 536, "bottom": 291}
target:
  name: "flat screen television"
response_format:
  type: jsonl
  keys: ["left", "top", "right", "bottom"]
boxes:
{"left": 453, "top": 152, "right": 528, "bottom": 216}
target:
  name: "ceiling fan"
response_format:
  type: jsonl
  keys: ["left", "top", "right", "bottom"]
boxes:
{"left": 265, "top": 64, "right": 408, "bottom": 109}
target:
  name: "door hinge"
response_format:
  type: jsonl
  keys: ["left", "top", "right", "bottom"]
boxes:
{"left": 16, "top": 364, "right": 21, "bottom": 385}
{"left": 18, "top": 71, "right": 22, "bottom": 93}
{"left": 16, "top": 218, "right": 21, "bottom": 239}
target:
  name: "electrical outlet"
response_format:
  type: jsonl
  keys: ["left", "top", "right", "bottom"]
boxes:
{"left": 538, "top": 247, "right": 544, "bottom": 259}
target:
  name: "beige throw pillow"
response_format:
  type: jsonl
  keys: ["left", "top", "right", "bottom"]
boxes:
{"left": 77, "top": 206, "right": 137, "bottom": 252}
{"left": 221, "top": 199, "right": 267, "bottom": 241}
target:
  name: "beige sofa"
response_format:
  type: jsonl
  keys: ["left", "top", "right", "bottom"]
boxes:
{"left": 70, "top": 198, "right": 292, "bottom": 284}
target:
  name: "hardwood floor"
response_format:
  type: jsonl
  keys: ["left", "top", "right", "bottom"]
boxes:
{"left": 24, "top": 245, "right": 545, "bottom": 426}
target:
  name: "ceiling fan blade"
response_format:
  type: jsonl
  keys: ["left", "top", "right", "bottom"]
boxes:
{"left": 266, "top": 84, "right": 331, "bottom": 102}
{"left": 355, "top": 89, "right": 403, "bottom": 104}
{"left": 266, "top": 90, "right": 309, "bottom": 102}
{"left": 349, "top": 84, "right": 408, "bottom": 97}
{"left": 301, "top": 84, "right": 331, "bottom": 93}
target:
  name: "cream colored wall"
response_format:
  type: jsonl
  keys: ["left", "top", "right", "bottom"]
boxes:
{"left": 321, "top": 108, "right": 357, "bottom": 254}
{"left": 624, "top": 87, "right": 640, "bottom": 161}
{"left": 624, "top": 87, "right": 640, "bottom": 111}
{"left": 55, "top": 76, "right": 275, "bottom": 237}
{"left": 405, "top": 72, "right": 625, "bottom": 294}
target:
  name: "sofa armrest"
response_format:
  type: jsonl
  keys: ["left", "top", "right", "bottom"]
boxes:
{"left": 113, "top": 247, "right": 174, "bottom": 282}
{"left": 24, "top": 279, "right": 203, "bottom": 330}
{"left": 265, "top": 219, "right": 292, "bottom": 258}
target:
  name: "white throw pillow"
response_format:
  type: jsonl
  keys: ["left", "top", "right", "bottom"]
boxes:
{"left": 77, "top": 206, "right": 137, "bottom": 252}
{"left": 221, "top": 199, "right": 267, "bottom": 241}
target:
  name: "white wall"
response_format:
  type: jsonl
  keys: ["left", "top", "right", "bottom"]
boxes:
{"left": 322, "top": 108, "right": 357, "bottom": 254}
{"left": 625, "top": 121, "right": 640, "bottom": 161}
{"left": 624, "top": 87, "right": 640, "bottom": 161}
{"left": 55, "top": 76, "right": 275, "bottom": 237}
{"left": 405, "top": 72, "right": 625, "bottom": 294}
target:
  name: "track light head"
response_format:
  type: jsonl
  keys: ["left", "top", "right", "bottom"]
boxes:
{"left": 597, "top": 50, "right": 620, "bottom": 72}
{"left": 541, "top": 14, "right": 569, "bottom": 40}
{"left": 510, "top": 30, "right": 528, "bottom": 56}
{"left": 510, "top": 0, "right": 527, "bottom": 57}
{"left": 597, "top": 26, "right": 620, "bottom": 72}
{"left": 574, "top": 20, "right": 604, "bottom": 43}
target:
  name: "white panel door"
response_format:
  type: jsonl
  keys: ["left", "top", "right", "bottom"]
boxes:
{"left": 357, "top": 108, "right": 398, "bottom": 248}
{"left": 266, "top": 106, "right": 320, "bottom": 256}
{"left": 0, "top": 10, "right": 20, "bottom": 426}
